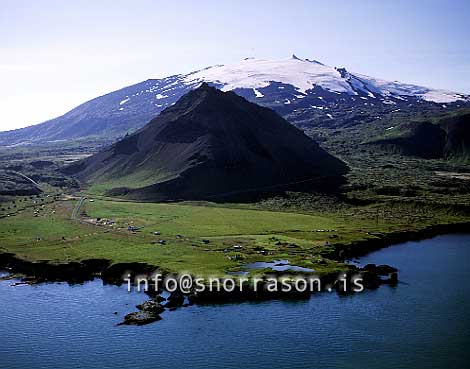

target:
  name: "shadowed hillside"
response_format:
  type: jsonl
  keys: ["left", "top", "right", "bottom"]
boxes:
{"left": 366, "top": 110, "right": 470, "bottom": 162}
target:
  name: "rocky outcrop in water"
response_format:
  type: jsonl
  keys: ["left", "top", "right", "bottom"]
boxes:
{"left": 118, "top": 298, "right": 165, "bottom": 326}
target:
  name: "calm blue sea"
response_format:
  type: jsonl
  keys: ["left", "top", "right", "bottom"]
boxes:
{"left": 0, "top": 234, "right": 469, "bottom": 369}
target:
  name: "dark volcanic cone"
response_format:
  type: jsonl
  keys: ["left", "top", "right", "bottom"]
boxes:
{"left": 65, "top": 83, "right": 348, "bottom": 201}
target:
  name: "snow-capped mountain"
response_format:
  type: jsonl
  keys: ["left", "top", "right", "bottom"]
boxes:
{"left": 1, "top": 55, "right": 468, "bottom": 145}
{"left": 186, "top": 55, "right": 466, "bottom": 103}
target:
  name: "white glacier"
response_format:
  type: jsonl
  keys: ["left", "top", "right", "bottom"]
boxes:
{"left": 179, "top": 56, "right": 467, "bottom": 104}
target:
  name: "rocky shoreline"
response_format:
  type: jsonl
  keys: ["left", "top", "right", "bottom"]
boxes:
{"left": 326, "top": 221, "right": 470, "bottom": 260}
{"left": 1, "top": 221, "right": 469, "bottom": 325}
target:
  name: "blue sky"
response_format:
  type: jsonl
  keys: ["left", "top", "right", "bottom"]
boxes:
{"left": 1, "top": 0, "right": 469, "bottom": 131}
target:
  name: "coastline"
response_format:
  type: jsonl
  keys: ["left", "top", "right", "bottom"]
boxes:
{"left": 1, "top": 220, "right": 468, "bottom": 293}
{"left": 326, "top": 221, "right": 470, "bottom": 259}
{"left": 1, "top": 220, "right": 469, "bottom": 325}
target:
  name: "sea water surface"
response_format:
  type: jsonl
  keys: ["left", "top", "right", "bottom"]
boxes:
{"left": 0, "top": 234, "right": 469, "bottom": 369}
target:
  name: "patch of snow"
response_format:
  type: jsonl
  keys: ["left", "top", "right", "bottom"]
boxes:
{"left": 353, "top": 73, "right": 466, "bottom": 103}
{"left": 421, "top": 90, "right": 464, "bottom": 103}
{"left": 253, "top": 88, "right": 264, "bottom": 98}
{"left": 119, "top": 97, "right": 130, "bottom": 105}
{"left": 386, "top": 126, "right": 394, "bottom": 130}
{"left": 156, "top": 93, "right": 168, "bottom": 100}
{"left": 326, "top": 113, "right": 333, "bottom": 119}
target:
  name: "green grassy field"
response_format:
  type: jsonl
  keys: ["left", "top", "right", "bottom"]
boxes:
{"left": 1, "top": 191, "right": 468, "bottom": 277}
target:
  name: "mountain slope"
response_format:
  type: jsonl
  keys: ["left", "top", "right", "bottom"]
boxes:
{"left": 65, "top": 84, "right": 348, "bottom": 201}
{"left": 366, "top": 110, "right": 470, "bottom": 161}
{"left": 1, "top": 56, "right": 469, "bottom": 146}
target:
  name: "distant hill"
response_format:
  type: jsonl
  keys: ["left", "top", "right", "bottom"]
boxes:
{"left": 440, "top": 112, "right": 470, "bottom": 161}
{"left": 1, "top": 56, "right": 469, "bottom": 146}
{"left": 366, "top": 110, "right": 470, "bottom": 162}
{"left": 65, "top": 84, "right": 348, "bottom": 201}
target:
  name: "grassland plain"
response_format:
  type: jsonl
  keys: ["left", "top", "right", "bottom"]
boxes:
{"left": 1, "top": 107, "right": 470, "bottom": 281}
{"left": 1, "top": 190, "right": 468, "bottom": 279}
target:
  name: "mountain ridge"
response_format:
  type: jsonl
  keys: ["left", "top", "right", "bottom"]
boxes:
{"left": 1, "top": 56, "right": 469, "bottom": 146}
